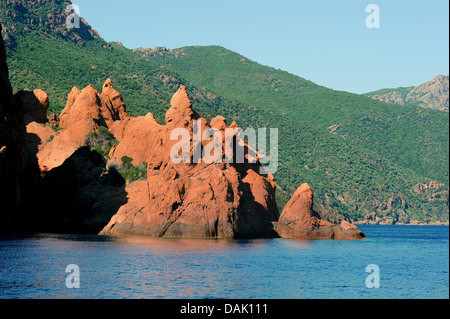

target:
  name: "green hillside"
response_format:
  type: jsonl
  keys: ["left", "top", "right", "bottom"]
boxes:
{"left": 1, "top": 0, "right": 448, "bottom": 224}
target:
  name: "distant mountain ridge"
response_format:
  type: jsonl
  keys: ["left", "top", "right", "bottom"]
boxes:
{"left": 365, "top": 75, "right": 449, "bottom": 112}
{"left": 0, "top": 0, "right": 100, "bottom": 47}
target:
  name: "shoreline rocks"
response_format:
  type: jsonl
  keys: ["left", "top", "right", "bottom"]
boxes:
{"left": 274, "top": 184, "right": 365, "bottom": 240}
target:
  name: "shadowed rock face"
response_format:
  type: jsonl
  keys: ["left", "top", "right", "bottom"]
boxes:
{"left": 0, "top": 22, "right": 27, "bottom": 232}
{"left": 24, "top": 147, "right": 128, "bottom": 234}
{"left": 15, "top": 89, "right": 49, "bottom": 124}
{"left": 18, "top": 79, "right": 130, "bottom": 234}
{"left": 274, "top": 184, "right": 365, "bottom": 240}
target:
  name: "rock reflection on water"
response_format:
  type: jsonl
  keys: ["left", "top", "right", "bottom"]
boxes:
{"left": 0, "top": 226, "right": 448, "bottom": 299}
{"left": 103, "top": 235, "right": 268, "bottom": 251}
{"left": 1, "top": 233, "right": 290, "bottom": 299}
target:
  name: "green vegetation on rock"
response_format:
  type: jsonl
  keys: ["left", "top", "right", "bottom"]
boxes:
{"left": 117, "top": 156, "right": 148, "bottom": 183}
{"left": 85, "top": 126, "right": 118, "bottom": 159}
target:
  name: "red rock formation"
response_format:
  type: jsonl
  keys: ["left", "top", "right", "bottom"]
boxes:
{"left": 15, "top": 78, "right": 364, "bottom": 239}
{"left": 100, "top": 86, "right": 279, "bottom": 238}
{"left": 34, "top": 80, "right": 128, "bottom": 172}
{"left": 274, "top": 184, "right": 365, "bottom": 240}
{"left": 101, "top": 78, "right": 129, "bottom": 124}
{"left": 18, "top": 79, "right": 130, "bottom": 233}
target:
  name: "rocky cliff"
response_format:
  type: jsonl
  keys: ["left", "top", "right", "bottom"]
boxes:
{"left": 366, "top": 75, "right": 449, "bottom": 112}
{"left": 0, "top": 22, "right": 27, "bottom": 231}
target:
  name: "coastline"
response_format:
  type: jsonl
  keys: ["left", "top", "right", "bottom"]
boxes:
{"left": 353, "top": 221, "right": 449, "bottom": 226}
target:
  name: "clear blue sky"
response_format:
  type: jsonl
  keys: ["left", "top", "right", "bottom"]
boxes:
{"left": 74, "top": 0, "right": 449, "bottom": 94}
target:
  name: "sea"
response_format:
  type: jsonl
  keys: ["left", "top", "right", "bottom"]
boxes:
{"left": 0, "top": 225, "right": 448, "bottom": 299}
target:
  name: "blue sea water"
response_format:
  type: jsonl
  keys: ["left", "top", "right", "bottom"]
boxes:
{"left": 0, "top": 225, "right": 448, "bottom": 299}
